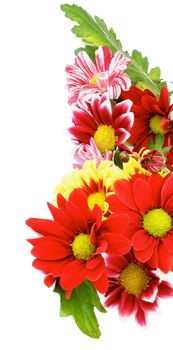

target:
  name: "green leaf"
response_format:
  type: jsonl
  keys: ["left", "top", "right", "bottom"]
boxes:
{"left": 61, "top": 4, "right": 162, "bottom": 96}
{"left": 114, "top": 151, "right": 123, "bottom": 169}
{"left": 75, "top": 46, "right": 97, "bottom": 61}
{"left": 149, "top": 67, "right": 161, "bottom": 81}
{"left": 54, "top": 279, "right": 106, "bottom": 339}
{"left": 61, "top": 4, "right": 122, "bottom": 51}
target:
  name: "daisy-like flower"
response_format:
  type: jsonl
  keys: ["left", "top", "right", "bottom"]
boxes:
{"left": 55, "top": 159, "right": 123, "bottom": 215}
{"left": 104, "top": 253, "right": 173, "bottom": 326}
{"left": 26, "top": 189, "right": 131, "bottom": 296}
{"left": 66, "top": 46, "right": 131, "bottom": 105}
{"left": 73, "top": 138, "right": 113, "bottom": 169}
{"left": 69, "top": 93, "right": 134, "bottom": 155}
{"left": 121, "top": 85, "right": 173, "bottom": 167}
{"left": 107, "top": 172, "right": 173, "bottom": 272}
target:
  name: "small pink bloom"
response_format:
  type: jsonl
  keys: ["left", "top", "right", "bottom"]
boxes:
{"left": 66, "top": 46, "right": 131, "bottom": 105}
{"left": 73, "top": 138, "right": 113, "bottom": 169}
{"left": 141, "top": 150, "right": 165, "bottom": 173}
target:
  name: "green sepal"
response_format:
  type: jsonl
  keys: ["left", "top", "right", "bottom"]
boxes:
{"left": 148, "top": 133, "right": 171, "bottom": 157}
{"left": 148, "top": 133, "right": 164, "bottom": 151}
{"left": 54, "top": 279, "right": 106, "bottom": 339}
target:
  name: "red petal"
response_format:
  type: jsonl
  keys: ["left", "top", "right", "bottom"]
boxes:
{"left": 115, "top": 179, "right": 138, "bottom": 211}
{"left": 132, "top": 230, "right": 154, "bottom": 251}
{"left": 161, "top": 174, "right": 173, "bottom": 208}
{"left": 60, "top": 260, "right": 86, "bottom": 291}
{"left": 118, "top": 291, "right": 137, "bottom": 316}
{"left": 106, "top": 255, "right": 128, "bottom": 274}
{"left": 51, "top": 257, "right": 74, "bottom": 276}
{"left": 157, "top": 281, "right": 173, "bottom": 298}
{"left": 86, "top": 256, "right": 105, "bottom": 281}
{"left": 47, "top": 202, "right": 61, "bottom": 220}
{"left": 26, "top": 218, "right": 72, "bottom": 239}
{"left": 139, "top": 299, "right": 158, "bottom": 312}
{"left": 68, "top": 189, "right": 90, "bottom": 218}
{"left": 159, "top": 86, "right": 169, "bottom": 111}
{"left": 104, "top": 287, "right": 123, "bottom": 307}
{"left": 44, "top": 274, "right": 56, "bottom": 287}
{"left": 104, "top": 234, "right": 131, "bottom": 255}
{"left": 158, "top": 241, "right": 173, "bottom": 272}
{"left": 95, "top": 240, "right": 108, "bottom": 254}
{"left": 91, "top": 270, "right": 108, "bottom": 294}
{"left": 147, "top": 244, "right": 159, "bottom": 269}
{"left": 148, "top": 174, "right": 163, "bottom": 207}
{"left": 101, "top": 213, "right": 129, "bottom": 234}
{"left": 56, "top": 193, "right": 67, "bottom": 210}
{"left": 164, "top": 195, "right": 173, "bottom": 215}
{"left": 31, "top": 239, "right": 70, "bottom": 260}
{"left": 134, "top": 239, "right": 156, "bottom": 263}
{"left": 163, "top": 231, "right": 173, "bottom": 253}
{"left": 32, "top": 258, "right": 58, "bottom": 273}
{"left": 133, "top": 178, "right": 153, "bottom": 213}
{"left": 135, "top": 307, "right": 146, "bottom": 326}
{"left": 107, "top": 194, "right": 129, "bottom": 213}
{"left": 65, "top": 200, "right": 88, "bottom": 233}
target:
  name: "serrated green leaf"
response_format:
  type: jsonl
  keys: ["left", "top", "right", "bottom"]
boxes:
{"left": 149, "top": 67, "right": 161, "bottom": 81}
{"left": 61, "top": 4, "right": 122, "bottom": 51}
{"left": 54, "top": 279, "right": 106, "bottom": 339}
{"left": 131, "top": 49, "right": 149, "bottom": 72}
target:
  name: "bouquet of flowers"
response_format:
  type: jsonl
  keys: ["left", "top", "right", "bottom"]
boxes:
{"left": 26, "top": 4, "right": 173, "bottom": 338}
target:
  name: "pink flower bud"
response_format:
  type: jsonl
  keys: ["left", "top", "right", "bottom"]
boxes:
{"left": 140, "top": 150, "right": 164, "bottom": 173}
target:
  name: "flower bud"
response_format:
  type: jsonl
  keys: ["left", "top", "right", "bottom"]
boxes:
{"left": 141, "top": 150, "right": 164, "bottom": 173}
{"left": 119, "top": 151, "right": 130, "bottom": 163}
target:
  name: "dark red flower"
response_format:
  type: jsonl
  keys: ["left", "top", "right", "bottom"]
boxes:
{"left": 107, "top": 173, "right": 173, "bottom": 272}
{"left": 26, "top": 189, "right": 131, "bottom": 296}
{"left": 121, "top": 85, "right": 173, "bottom": 167}
{"left": 104, "top": 253, "right": 173, "bottom": 326}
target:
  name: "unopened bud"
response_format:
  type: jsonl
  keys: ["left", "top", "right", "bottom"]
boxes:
{"left": 119, "top": 151, "right": 130, "bottom": 163}
{"left": 141, "top": 150, "right": 164, "bottom": 173}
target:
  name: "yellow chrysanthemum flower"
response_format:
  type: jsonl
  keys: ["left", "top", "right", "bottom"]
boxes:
{"left": 55, "top": 159, "right": 123, "bottom": 214}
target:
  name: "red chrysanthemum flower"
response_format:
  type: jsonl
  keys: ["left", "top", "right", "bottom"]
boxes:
{"left": 121, "top": 85, "right": 173, "bottom": 167}
{"left": 104, "top": 253, "right": 173, "bottom": 326}
{"left": 69, "top": 93, "right": 134, "bottom": 155}
{"left": 26, "top": 189, "right": 131, "bottom": 296}
{"left": 107, "top": 172, "right": 173, "bottom": 272}
{"left": 66, "top": 46, "right": 131, "bottom": 105}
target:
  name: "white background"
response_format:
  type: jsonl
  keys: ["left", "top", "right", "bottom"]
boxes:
{"left": 0, "top": 0, "right": 173, "bottom": 349}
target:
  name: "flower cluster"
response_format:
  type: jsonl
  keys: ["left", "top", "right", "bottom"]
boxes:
{"left": 26, "top": 4, "right": 173, "bottom": 338}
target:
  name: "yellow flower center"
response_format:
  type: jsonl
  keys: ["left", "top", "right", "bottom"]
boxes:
{"left": 143, "top": 208, "right": 172, "bottom": 238}
{"left": 119, "top": 263, "right": 150, "bottom": 297}
{"left": 72, "top": 233, "right": 96, "bottom": 260}
{"left": 94, "top": 125, "right": 117, "bottom": 154}
{"left": 149, "top": 115, "right": 166, "bottom": 134}
{"left": 89, "top": 74, "right": 100, "bottom": 85}
{"left": 88, "top": 191, "right": 106, "bottom": 211}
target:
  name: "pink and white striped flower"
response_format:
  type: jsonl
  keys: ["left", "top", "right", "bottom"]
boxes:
{"left": 73, "top": 138, "right": 113, "bottom": 169}
{"left": 66, "top": 46, "right": 131, "bottom": 105}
